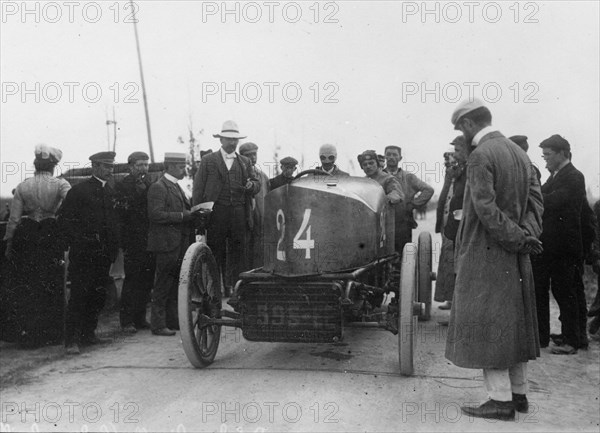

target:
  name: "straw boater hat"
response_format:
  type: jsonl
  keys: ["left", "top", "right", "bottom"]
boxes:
{"left": 89, "top": 151, "right": 116, "bottom": 164}
{"left": 213, "top": 120, "right": 247, "bottom": 139}
{"left": 164, "top": 152, "right": 187, "bottom": 163}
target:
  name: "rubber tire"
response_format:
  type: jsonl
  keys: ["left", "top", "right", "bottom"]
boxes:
{"left": 178, "top": 242, "right": 222, "bottom": 368}
{"left": 417, "top": 232, "right": 433, "bottom": 321}
{"left": 399, "top": 242, "right": 417, "bottom": 376}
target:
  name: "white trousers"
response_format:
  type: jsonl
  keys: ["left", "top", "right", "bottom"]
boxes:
{"left": 482, "top": 362, "right": 528, "bottom": 401}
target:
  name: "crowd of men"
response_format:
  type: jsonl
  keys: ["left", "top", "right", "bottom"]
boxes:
{"left": 2, "top": 105, "right": 600, "bottom": 422}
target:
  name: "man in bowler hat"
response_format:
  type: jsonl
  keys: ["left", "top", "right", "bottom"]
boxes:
{"left": 59, "top": 151, "right": 120, "bottom": 354}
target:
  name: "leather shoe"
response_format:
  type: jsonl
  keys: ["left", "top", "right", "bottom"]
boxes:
{"left": 461, "top": 399, "right": 515, "bottom": 421}
{"left": 65, "top": 344, "right": 80, "bottom": 355}
{"left": 550, "top": 342, "right": 577, "bottom": 354}
{"left": 152, "top": 328, "right": 176, "bottom": 336}
{"left": 512, "top": 393, "right": 528, "bottom": 413}
{"left": 550, "top": 333, "right": 564, "bottom": 345}
{"left": 121, "top": 324, "right": 137, "bottom": 334}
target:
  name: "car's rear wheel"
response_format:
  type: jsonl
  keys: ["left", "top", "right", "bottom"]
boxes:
{"left": 417, "top": 232, "right": 433, "bottom": 321}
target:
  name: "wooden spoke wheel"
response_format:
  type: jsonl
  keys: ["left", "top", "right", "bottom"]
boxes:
{"left": 417, "top": 232, "right": 433, "bottom": 321}
{"left": 398, "top": 242, "right": 417, "bottom": 376}
{"left": 178, "top": 242, "right": 222, "bottom": 368}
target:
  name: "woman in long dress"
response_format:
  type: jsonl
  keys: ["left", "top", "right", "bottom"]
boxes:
{"left": 1, "top": 144, "right": 71, "bottom": 347}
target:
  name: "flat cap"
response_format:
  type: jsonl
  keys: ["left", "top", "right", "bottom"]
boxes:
{"left": 539, "top": 134, "right": 570, "bottom": 153}
{"left": 280, "top": 156, "right": 298, "bottom": 166}
{"left": 164, "top": 152, "right": 187, "bottom": 163}
{"left": 384, "top": 145, "right": 402, "bottom": 155}
{"left": 239, "top": 142, "right": 259, "bottom": 155}
{"left": 127, "top": 151, "right": 149, "bottom": 164}
{"left": 509, "top": 135, "right": 529, "bottom": 150}
{"left": 319, "top": 143, "right": 337, "bottom": 157}
{"left": 89, "top": 151, "right": 116, "bottom": 164}
{"left": 200, "top": 149, "right": 213, "bottom": 158}
{"left": 35, "top": 143, "right": 63, "bottom": 163}
{"left": 450, "top": 135, "right": 465, "bottom": 145}
{"left": 451, "top": 98, "right": 486, "bottom": 127}
{"left": 357, "top": 150, "right": 378, "bottom": 165}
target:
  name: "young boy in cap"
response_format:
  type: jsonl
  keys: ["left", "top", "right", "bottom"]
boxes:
{"left": 269, "top": 157, "right": 298, "bottom": 190}
{"left": 115, "top": 151, "right": 155, "bottom": 333}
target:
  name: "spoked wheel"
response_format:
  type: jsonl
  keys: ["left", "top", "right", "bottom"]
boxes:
{"left": 417, "top": 232, "right": 433, "bottom": 321}
{"left": 178, "top": 242, "right": 222, "bottom": 368}
{"left": 399, "top": 242, "right": 418, "bottom": 376}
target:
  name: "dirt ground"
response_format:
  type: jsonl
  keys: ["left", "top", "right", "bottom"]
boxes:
{"left": 1, "top": 213, "right": 599, "bottom": 432}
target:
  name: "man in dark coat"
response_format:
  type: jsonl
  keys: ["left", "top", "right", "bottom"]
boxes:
{"left": 269, "top": 157, "right": 298, "bottom": 190}
{"left": 447, "top": 99, "right": 544, "bottom": 421}
{"left": 534, "top": 135, "right": 587, "bottom": 354}
{"left": 193, "top": 121, "right": 260, "bottom": 296}
{"left": 115, "top": 151, "right": 155, "bottom": 333}
{"left": 59, "top": 151, "right": 120, "bottom": 354}
{"left": 147, "top": 153, "right": 194, "bottom": 336}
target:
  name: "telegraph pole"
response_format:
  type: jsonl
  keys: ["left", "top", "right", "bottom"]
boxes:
{"left": 130, "top": 0, "right": 155, "bottom": 163}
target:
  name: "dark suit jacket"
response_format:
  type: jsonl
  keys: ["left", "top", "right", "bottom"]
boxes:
{"left": 192, "top": 151, "right": 260, "bottom": 205}
{"left": 115, "top": 173, "right": 153, "bottom": 250}
{"left": 269, "top": 174, "right": 294, "bottom": 190}
{"left": 147, "top": 176, "right": 192, "bottom": 253}
{"left": 540, "top": 162, "right": 586, "bottom": 259}
{"left": 58, "top": 176, "right": 119, "bottom": 261}
{"left": 436, "top": 171, "right": 453, "bottom": 234}
{"left": 443, "top": 168, "right": 466, "bottom": 243}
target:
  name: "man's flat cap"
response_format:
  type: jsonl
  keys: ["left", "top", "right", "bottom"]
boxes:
{"left": 509, "top": 135, "right": 529, "bottom": 152}
{"left": 451, "top": 98, "right": 486, "bottom": 127}
{"left": 89, "top": 151, "right": 116, "bottom": 164}
{"left": 127, "top": 151, "right": 150, "bottom": 164}
{"left": 164, "top": 152, "right": 187, "bottom": 163}
{"left": 239, "top": 142, "right": 259, "bottom": 155}
{"left": 35, "top": 144, "right": 63, "bottom": 163}
{"left": 280, "top": 156, "right": 298, "bottom": 166}
{"left": 450, "top": 135, "right": 465, "bottom": 145}
{"left": 539, "top": 134, "right": 570, "bottom": 152}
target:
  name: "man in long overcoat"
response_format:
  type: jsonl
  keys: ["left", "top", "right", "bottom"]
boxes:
{"left": 147, "top": 152, "right": 193, "bottom": 336}
{"left": 192, "top": 121, "right": 260, "bottom": 296}
{"left": 59, "top": 151, "right": 120, "bottom": 354}
{"left": 446, "top": 100, "right": 544, "bottom": 421}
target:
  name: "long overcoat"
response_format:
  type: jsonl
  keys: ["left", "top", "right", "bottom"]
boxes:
{"left": 445, "top": 131, "right": 544, "bottom": 369}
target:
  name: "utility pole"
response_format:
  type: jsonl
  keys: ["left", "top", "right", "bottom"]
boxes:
{"left": 130, "top": 0, "right": 155, "bottom": 163}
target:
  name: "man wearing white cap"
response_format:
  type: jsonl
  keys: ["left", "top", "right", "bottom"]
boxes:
{"left": 445, "top": 99, "right": 544, "bottom": 420}
{"left": 193, "top": 121, "right": 260, "bottom": 296}
{"left": 147, "top": 152, "right": 193, "bottom": 336}
{"left": 315, "top": 144, "right": 349, "bottom": 177}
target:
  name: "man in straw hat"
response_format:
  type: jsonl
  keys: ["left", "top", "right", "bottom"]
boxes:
{"left": 193, "top": 121, "right": 260, "bottom": 297}
{"left": 59, "top": 151, "right": 120, "bottom": 354}
{"left": 147, "top": 152, "right": 194, "bottom": 336}
{"left": 446, "top": 99, "right": 544, "bottom": 420}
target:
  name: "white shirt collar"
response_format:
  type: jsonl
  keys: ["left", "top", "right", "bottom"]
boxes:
{"left": 93, "top": 176, "right": 107, "bottom": 187}
{"left": 220, "top": 148, "right": 236, "bottom": 160}
{"left": 472, "top": 126, "right": 497, "bottom": 146}
{"left": 164, "top": 173, "right": 179, "bottom": 184}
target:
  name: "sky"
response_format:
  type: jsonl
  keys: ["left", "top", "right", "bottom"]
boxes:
{"left": 1, "top": 0, "right": 599, "bottom": 199}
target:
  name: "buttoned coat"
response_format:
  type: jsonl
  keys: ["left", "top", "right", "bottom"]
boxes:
{"left": 58, "top": 176, "right": 120, "bottom": 261}
{"left": 192, "top": 151, "right": 260, "bottom": 205}
{"left": 539, "top": 162, "right": 585, "bottom": 260}
{"left": 445, "top": 131, "right": 544, "bottom": 369}
{"left": 147, "top": 176, "right": 192, "bottom": 253}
